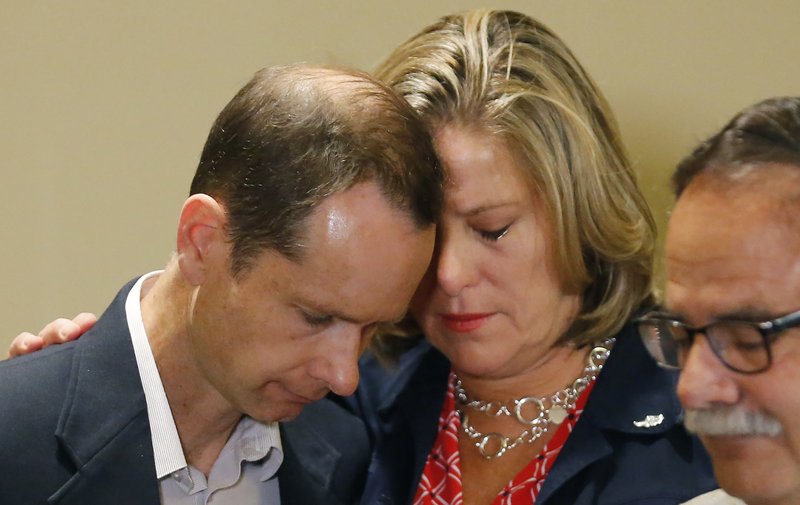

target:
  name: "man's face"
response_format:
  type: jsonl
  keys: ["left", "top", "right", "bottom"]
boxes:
{"left": 188, "top": 181, "right": 435, "bottom": 422}
{"left": 666, "top": 171, "right": 800, "bottom": 505}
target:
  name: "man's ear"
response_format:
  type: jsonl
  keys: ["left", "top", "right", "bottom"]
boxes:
{"left": 176, "top": 194, "right": 227, "bottom": 286}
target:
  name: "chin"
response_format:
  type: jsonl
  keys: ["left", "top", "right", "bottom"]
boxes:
{"left": 707, "top": 439, "right": 800, "bottom": 504}
{"left": 447, "top": 350, "right": 509, "bottom": 379}
{"left": 714, "top": 479, "right": 795, "bottom": 505}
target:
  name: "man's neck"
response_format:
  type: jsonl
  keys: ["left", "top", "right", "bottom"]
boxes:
{"left": 139, "top": 266, "right": 242, "bottom": 475}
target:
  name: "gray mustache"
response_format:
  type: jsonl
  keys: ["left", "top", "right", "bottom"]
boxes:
{"left": 684, "top": 407, "right": 783, "bottom": 437}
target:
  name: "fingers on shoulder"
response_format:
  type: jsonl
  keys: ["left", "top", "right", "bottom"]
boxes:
{"left": 8, "top": 332, "right": 44, "bottom": 358}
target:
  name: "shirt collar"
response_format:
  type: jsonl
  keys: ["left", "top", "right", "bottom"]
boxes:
{"left": 231, "top": 415, "right": 283, "bottom": 481}
{"left": 126, "top": 270, "right": 186, "bottom": 478}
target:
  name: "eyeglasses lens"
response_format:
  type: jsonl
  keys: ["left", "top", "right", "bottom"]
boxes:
{"left": 705, "top": 322, "right": 768, "bottom": 373}
{"left": 639, "top": 320, "right": 684, "bottom": 369}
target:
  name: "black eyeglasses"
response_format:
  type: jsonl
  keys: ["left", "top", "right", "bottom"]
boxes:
{"left": 635, "top": 308, "right": 800, "bottom": 374}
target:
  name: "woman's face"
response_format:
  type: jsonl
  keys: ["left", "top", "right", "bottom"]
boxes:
{"left": 411, "top": 124, "right": 581, "bottom": 380}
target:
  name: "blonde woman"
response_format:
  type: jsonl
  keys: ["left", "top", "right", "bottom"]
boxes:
{"left": 352, "top": 10, "right": 716, "bottom": 505}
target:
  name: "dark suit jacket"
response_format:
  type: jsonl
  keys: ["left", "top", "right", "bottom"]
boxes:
{"left": 0, "top": 280, "right": 369, "bottom": 505}
{"left": 349, "top": 325, "right": 719, "bottom": 505}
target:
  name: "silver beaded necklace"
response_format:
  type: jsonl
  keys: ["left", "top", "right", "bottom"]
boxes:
{"left": 455, "top": 338, "right": 614, "bottom": 459}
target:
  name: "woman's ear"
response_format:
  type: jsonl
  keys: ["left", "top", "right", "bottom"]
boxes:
{"left": 176, "top": 194, "right": 227, "bottom": 286}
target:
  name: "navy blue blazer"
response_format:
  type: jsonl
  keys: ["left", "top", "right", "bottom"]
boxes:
{"left": 349, "top": 325, "right": 718, "bottom": 505}
{"left": 0, "top": 280, "right": 369, "bottom": 505}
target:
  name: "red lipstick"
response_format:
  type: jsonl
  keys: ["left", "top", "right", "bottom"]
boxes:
{"left": 440, "top": 313, "right": 491, "bottom": 333}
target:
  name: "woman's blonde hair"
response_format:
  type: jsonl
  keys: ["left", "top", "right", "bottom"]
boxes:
{"left": 376, "top": 9, "right": 655, "bottom": 347}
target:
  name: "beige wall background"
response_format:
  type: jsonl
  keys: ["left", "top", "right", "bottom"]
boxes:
{"left": 2, "top": 1, "right": 798, "bottom": 351}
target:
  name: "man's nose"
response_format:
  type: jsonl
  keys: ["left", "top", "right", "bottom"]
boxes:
{"left": 677, "top": 334, "right": 740, "bottom": 410}
{"left": 309, "top": 327, "right": 363, "bottom": 397}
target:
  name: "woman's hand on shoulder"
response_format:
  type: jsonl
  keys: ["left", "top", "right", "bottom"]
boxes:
{"left": 8, "top": 312, "right": 97, "bottom": 358}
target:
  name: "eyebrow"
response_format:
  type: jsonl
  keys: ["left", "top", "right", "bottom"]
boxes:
{"left": 660, "top": 306, "right": 777, "bottom": 325}
{"left": 714, "top": 308, "right": 780, "bottom": 322}
{"left": 650, "top": 308, "right": 684, "bottom": 321}
{"left": 459, "top": 202, "right": 517, "bottom": 218}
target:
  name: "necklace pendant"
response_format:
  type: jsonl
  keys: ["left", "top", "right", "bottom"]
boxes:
{"left": 547, "top": 405, "right": 568, "bottom": 425}
{"left": 478, "top": 432, "right": 508, "bottom": 459}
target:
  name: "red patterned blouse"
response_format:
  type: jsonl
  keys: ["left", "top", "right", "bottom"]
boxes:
{"left": 412, "top": 372, "right": 595, "bottom": 505}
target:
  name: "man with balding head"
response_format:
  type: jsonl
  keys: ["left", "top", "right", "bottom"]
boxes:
{"left": 0, "top": 64, "right": 441, "bottom": 505}
{"left": 638, "top": 97, "right": 800, "bottom": 505}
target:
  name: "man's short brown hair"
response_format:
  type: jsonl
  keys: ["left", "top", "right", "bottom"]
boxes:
{"left": 190, "top": 64, "right": 443, "bottom": 275}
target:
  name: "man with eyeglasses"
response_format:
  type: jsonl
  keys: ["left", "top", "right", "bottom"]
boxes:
{"left": 637, "top": 96, "right": 800, "bottom": 505}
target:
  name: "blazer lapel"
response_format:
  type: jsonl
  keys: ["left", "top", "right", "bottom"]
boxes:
{"left": 534, "top": 409, "right": 613, "bottom": 504}
{"left": 395, "top": 348, "right": 450, "bottom": 501}
{"left": 51, "top": 412, "right": 159, "bottom": 505}
{"left": 50, "top": 281, "right": 160, "bottom": 505}
{"left": 363, "top": 344, "right": 450, "bottom": 505}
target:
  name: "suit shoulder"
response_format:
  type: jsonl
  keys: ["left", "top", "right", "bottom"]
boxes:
{"left": 0, "top": 342, "right": 75, "bottom": 384}
{"left": 0, "top": 344, "right": 75, "bottom": 429}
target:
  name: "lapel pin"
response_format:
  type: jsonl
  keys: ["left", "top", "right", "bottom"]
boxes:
{"left": 633, "top": 414, "right": 664, "bottom": 428}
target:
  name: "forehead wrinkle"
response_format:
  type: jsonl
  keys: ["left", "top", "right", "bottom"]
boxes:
{"left": 668, "top": 193, "right": 792, "bottom": 267}
{"left": 714, "top": 307, "right": 785, "bottom": 321}
{"left": 666, "top": 251, "right": 771, "bottom": 280}
{"left": 667, "top": 251, "right": 786, "bottom": 299}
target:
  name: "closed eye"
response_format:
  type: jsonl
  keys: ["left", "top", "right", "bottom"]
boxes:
{"left": 732, "top": 340, "right": 764, "bottom": 353}
{"left": 300, "top": 310, "right": 334, "bottom": 327}
{"left": 478, "top": 225, "right": 511, "bottom": 242}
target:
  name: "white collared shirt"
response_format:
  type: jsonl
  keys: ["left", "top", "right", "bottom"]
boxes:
{"left": 126, "top": 271, "right": 283, "bottom": 504}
